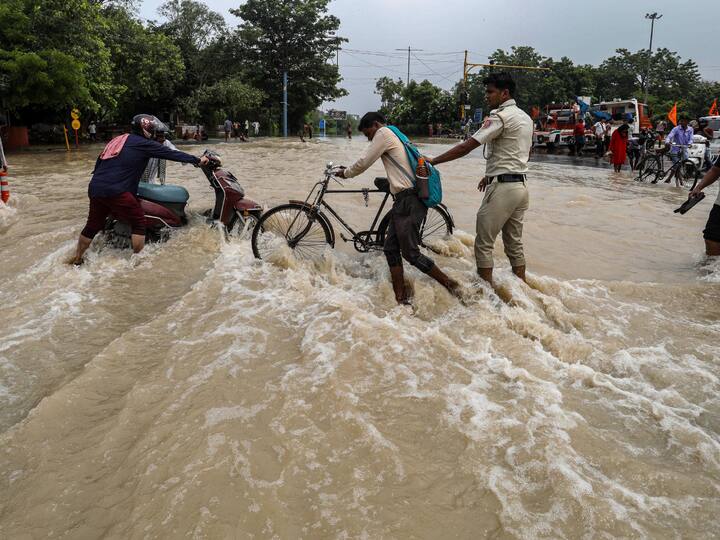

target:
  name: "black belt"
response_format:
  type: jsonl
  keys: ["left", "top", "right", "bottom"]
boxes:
{"left": 487, "top": 174, "right": 526, "bottom": 184}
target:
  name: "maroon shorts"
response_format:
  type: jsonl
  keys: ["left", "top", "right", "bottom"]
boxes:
{"left": 81, "top": 191, "right": 146, "bottom": 239}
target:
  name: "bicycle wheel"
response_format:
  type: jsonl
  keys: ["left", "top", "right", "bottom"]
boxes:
{"left": 377, "top": 205, "right": 453, "bottom": 249}
{"left": 678, "top": 159, "right": 699, "bottom": 185}
{"left": 637, "top": 154, "right": 662, "bottom": 182}
{"left": 252, "top": 203, "right": 333, "bottom": 260}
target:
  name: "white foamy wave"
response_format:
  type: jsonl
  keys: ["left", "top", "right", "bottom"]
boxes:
{"left": 698, "top": 255, "right": 720, "bottom": 282}
{"left": 0, "top": 199, "right": 18, "bottom": 232}
{"left": 2, "top": 206, "right": 719, "bottom": 538}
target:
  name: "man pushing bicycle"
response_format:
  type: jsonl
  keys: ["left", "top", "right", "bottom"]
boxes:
{"left": 663, "top": 114, "right": 694, "bottom": 186}
{"left": 337, "top": 112, "right": 461, "bottom": 305}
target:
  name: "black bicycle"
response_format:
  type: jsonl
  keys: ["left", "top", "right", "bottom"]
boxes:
{"left": 635, "top": 144, "right": 698, "bottom": 185}
{"left": 251, "top": 163, "right": 454, "bottom": 260}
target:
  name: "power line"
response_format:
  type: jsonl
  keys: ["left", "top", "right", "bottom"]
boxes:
{"left": 412, "top": 53, "right": 460, "bottom": 83}
{"left": 395, "top": 46, "right": 424, "bottom": 85}
{"left": 342, "top": 51, "right": 407, "bottom": 73}
{"left": 343, "top": 64, "right": 406, "bottom": 68}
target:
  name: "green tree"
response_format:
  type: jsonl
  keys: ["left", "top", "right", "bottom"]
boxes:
{"left": 230, "top": 0, "right": 346, "bottom": 131}
{"left": 0, "top": 0, "right": 118, "bottom": 121}
{"left": 458, "top": 48, "right": 604, "bottom": 121}
{"left": 100, "top": 4, "right": 185, "bottom": 120}
{"left": 375, "top": 76, "right": 404, "bottom": 116}
{"left": 686, "top": 80, "right": 720, "bottom": 119}
{"left": 154, "top": 0, "right": 226, "bottom": 89}
{"left": 179, "top": 77, "right": 266, "bottom": 125}
{"left": 0, "top": 49, "right": 91, "bottom": 111}
{"left": 381, "top": 79, "right": 457, "bottom": 133}
{"left": 596, "top": 48, "right": 699, "bottom": 105}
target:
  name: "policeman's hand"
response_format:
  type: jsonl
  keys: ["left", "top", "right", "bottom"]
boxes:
{"left": 335, "top": 166, "right": 346, "bottom": 178}
{"left": 198, "top": 155, "right": 210, "bottom": 167}
{"left": 478, "top": 176, "right": 488, "bottom": 192}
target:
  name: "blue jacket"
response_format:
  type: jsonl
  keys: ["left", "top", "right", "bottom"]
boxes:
{"left": 88, "top": 134, "right": 199, "bottom": 198}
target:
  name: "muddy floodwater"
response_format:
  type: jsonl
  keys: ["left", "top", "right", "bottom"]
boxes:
{"left": 1, "top": 137, "right": 719, "bottom": 539}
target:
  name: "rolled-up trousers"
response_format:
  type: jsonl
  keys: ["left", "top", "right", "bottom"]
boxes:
{"left": 475, "top": 180, "right": 529, "bottom": 269}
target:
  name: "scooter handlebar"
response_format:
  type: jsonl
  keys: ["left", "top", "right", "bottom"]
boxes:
{"left": 198, "top": 150, "right": 222, "bottom": 169}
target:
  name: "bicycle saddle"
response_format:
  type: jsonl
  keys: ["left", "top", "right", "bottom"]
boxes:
{"left": 374, "top": 177, "right": 390, "bottom": 193}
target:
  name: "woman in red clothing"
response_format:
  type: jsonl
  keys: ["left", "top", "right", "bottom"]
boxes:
{"left": 608, "top": 123, "right": 630, "bottom": 172}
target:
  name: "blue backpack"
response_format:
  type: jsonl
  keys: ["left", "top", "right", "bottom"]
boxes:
{"left": 386, "top": 125, "right": 442, "bottom": 207}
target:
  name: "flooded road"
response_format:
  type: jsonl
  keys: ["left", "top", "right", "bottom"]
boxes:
{"left": 1, "top": 137, "right": 719, "bottom": 538}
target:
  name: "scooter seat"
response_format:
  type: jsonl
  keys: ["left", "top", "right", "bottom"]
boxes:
{"left": 137, "top": 182, "right": 189, "bottom": 204}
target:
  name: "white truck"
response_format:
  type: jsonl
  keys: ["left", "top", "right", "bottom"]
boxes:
{"left": 592, "top": 99, "right": 652, "bottom": 136}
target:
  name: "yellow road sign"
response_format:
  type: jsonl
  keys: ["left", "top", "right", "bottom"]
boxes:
{"left": 71, "top": 119, "right": 81, "bottom": 130}
{"left": 71, "top": 109, "right": 80, "bottom": 120}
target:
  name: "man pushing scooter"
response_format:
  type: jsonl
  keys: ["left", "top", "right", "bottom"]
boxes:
{"left": 71, "top": 114, "right": 209, "bottom": 265}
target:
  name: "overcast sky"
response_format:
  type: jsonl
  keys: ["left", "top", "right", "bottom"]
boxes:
{"left": 139, "top": 0, "right": 719, "bottom": 114}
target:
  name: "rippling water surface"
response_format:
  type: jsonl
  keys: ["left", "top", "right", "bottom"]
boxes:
{"left": 1, "top": 138, "right": 719, "bottom": 538}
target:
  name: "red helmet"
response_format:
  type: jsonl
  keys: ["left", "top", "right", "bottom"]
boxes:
{"left": 131, "top": 114, "right": 168, "bottom": 139}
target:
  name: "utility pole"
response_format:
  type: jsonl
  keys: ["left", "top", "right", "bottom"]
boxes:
{"left": 395, "top": 46, "right": 423, "bottom": 86}
{"left": 644, "top": 12, "right": 662, "bottom": 106}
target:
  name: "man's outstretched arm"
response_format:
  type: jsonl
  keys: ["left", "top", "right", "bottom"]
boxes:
{"left": 428, "top": 138, "right": 480, "bottom": 166}
{"left": 340, "top": 131, "right": 388, "bottom": 178}
{"left": 429, "top": 114, "right": 503, "bottom": 166}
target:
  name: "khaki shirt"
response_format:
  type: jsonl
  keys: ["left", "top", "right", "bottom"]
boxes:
{"left": 472, "top": 99, "right": 533, "bottom": 177}
{"left": 344, "top": 126, "right": 414, "bottom": 194}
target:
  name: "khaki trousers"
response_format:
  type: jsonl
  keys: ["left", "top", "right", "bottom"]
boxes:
{"left": 475, "top": 181, "right": 529, "bottom": 269}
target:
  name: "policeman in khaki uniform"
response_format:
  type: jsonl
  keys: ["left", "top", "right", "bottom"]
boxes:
{"left": 429, "top": 72, "right": 533, "bottom": 285}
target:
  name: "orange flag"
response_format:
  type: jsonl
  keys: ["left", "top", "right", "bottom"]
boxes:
{"left": 668, "top": 103, "right": 677, "bottom": 126}
{"left": 709, "top": 99, "right": 718, "bottom": 116}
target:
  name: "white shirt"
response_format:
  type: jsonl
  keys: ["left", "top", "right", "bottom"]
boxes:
{"left": 343, "top": 126, "right": 414, "bottom": 194}
{"left": 472, "top": 99, "right": 533, "bottom": 176}
{"left": 143, "top": 139, "right": 178, "bottom": 184}
{"left": 593, "top": 122, "right": 604, "bottom": 137}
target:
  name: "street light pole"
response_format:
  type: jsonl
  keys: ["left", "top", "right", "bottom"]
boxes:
{"left": 644, "top": 12, "right": 662, "bottom": 106}
{"left": 282, "top": 70, "right": 288, "bottom": 138}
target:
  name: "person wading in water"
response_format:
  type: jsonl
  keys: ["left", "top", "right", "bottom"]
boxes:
{"left": 337, "top": 112, "right": 462, "bottom": 304}
{"left": 427, "top": 72, "right": 533, "bottom": 287}
{"left": 71, "top": 115, "right": 208, "bottom": 265}
{"left": 690, "top": 154, "right": 720, "bottom": 256}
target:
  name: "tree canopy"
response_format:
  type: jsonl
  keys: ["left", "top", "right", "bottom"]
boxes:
{"left": 0, "top": 0, "right": 346, "bottom": 132}
{"left": 0, "top": 1, "right": 718, "bottom": 136}
{"left": 230, "top": 0, "right": 346, "bottom": 130}
{"left": 459, "top": 46, "right": 714, "bottom": 123}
